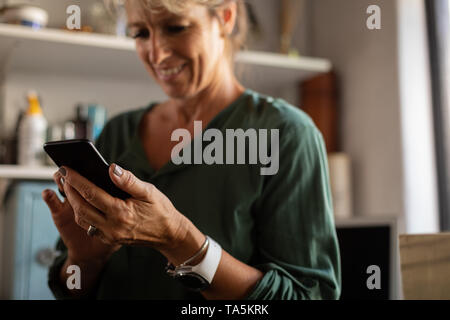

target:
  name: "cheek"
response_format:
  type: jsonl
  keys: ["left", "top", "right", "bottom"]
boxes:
{"left": 136, "top": 44, "right": 150, "bottom": 68}
{"left": 198, "top": 43, "right": 221, "bottom": 82}
{"left": 136, "top": 44, "right": 159, "bottom": 80}
{"left": 188, "top": 37, "right": 217, "bottom": 74}
{"left": 199, "top": 27, "right": 223, "bottom": 67}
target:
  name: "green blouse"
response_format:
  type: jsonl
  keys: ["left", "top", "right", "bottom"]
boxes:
{"left": 48, "top": 89, "right": 341, "bottom": 300}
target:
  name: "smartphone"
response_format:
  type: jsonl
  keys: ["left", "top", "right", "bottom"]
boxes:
{"left": 43, "top": 139, "right": 130, "bottom": 200}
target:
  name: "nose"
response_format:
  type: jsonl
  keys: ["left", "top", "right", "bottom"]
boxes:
{"left": 148, "top": 31, "right": 171, "bottom": 66}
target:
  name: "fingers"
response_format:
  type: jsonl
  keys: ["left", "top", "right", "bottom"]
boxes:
{"left": 42, "top": 189, "right": 64, "bottom": 214}
{"left": 73, "top": 214, "right": 109, "bottom": 244}
{"left": 43, "top": 183, "right": 108, "bottom": 243}
{"left": 62, "top": 181, "right": 107, "bottom": 230}
{"left": 74, "top": 215, "right": 91, "bottom": 231}
{"left": 109, "top": 164, "right": 155, "bottom": 202}
{"left": 60, "top": 166, "right": 119, "bottom": 216}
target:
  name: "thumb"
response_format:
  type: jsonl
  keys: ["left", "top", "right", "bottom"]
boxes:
{"left": 109, "top": 164, "right": 154, "bottom": 201}
{"left": 42, "top": 189, "right": 64, "bottom": 214}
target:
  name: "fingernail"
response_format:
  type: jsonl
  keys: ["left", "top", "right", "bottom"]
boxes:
{"left": 114, "top": 164, "right": 123, "bottom": 177}
{"left": 60, "top": 177, "right": 65, "bottom": 186}
{"left": 59, "top": 167, "right": 67, "bottom": 177}
{"left": 43, "top": 189, "right": 52, "bottom": 199}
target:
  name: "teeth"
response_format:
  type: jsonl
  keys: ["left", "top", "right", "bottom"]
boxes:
{"left": 160, "top": 65, "right": 183, "bottom": 76}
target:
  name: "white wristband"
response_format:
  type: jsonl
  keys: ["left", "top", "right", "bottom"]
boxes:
{"left": 191, "top": 236, "right": 222, "bottom": 284}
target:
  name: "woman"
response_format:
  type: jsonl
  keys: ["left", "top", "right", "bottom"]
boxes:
{"left": 42, "top": 0, "right": 341, "bottom": 299}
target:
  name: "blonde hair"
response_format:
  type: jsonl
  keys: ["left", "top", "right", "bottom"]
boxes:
{"left": 134, "top": 0, "right": 248, "bottom": 55}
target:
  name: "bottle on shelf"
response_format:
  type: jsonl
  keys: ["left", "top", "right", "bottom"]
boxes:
{"left": 74, "top": 103, "right": 92, "bottom": 140}
{"left": 72, "top": 103, "right": 107, "bottom": 141}
{"left": 0, "top": 111, "right": 24, "bottom": 165}
{"left": 87, "top": 104, "right": 107, "bottom": 141}
{"left": 17, "top": 91, "right": 48, "bottom": 166}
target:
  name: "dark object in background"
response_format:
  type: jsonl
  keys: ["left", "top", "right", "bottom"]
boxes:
{"left": 74, "top": 104, "right": 92, "bottom": 140}
{"left": 300, "top": 71, "right": 339, "bottom": 153}
{"left": 0, "top": 138, "right": 8, "bottom": 164}
{"left": 0, "top": 138, "right": 17, "bottom": 164}
{"left": 73, "top": 104, "right": 107, "bottom": 141}
{"left": 336, "top": 225, "right": 392, "bottom": 300}
{"left": 245, "top": 2, "right": 260, "bottom": 35}
{"left": 0, "top": 111, "right": 24, "bottom": 164}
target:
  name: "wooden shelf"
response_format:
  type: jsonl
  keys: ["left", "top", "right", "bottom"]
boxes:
{"left": 0, "top": 165, "right": 56, "bottom": 180}
{"left": 0, "top": 23, "right": 332, "bottom": 87}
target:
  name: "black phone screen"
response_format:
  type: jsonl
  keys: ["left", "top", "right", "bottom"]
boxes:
{"left": 43, "top": 139, "right": 130, "bottom": 200}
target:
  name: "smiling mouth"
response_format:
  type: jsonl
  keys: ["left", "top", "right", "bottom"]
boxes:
{"left": 156, "top": 64, "right": 186, "bottom": 79}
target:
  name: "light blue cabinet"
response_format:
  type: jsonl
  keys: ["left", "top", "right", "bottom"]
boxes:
{"left": 2, "top": 182, "right": 60, "bottom": 300}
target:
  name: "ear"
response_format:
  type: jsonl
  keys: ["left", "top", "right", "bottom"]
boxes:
{"left": 215, "top": 1, "right": 238, "bottom": 37}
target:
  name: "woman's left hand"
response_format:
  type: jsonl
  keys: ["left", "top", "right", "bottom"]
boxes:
{"left": 59, "top": 164, "right": 189, "bottom": 256}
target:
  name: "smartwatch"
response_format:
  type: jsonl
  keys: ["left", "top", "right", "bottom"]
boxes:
{"left": 165, "top": 236, "right": 222, "bottom": 291}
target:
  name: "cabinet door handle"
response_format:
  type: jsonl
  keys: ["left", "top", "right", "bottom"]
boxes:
{"left": 36, "top": 248, "right": 60, "bottom": 267}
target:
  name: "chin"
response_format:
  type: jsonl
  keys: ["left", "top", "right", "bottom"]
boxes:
{"left": 163, "top": 85, "right": 196, "bottom": 100}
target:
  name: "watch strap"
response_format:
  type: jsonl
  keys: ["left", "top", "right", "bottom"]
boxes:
{"left": 190, "top": 236, "right": 222, "bottom": 284}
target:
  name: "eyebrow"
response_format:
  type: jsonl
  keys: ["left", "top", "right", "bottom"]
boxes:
{"left": 127, "top": 22, "right": 146, "bottom": 28}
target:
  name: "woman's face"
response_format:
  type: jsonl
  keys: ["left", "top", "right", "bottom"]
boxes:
{"left": 126, "top": 2, "right": 226, "bottom": 99}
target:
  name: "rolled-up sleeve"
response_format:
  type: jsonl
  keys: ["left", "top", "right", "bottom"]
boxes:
{"left": 247, "top": 120, "right": 341, "bottom": 300}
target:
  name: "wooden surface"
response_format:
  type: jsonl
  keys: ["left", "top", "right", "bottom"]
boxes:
{"left": 399, "top": 233, "right": 450, "bottom": 299}
{"left": 300, "top": 71, "right": 339, "bottom": 153}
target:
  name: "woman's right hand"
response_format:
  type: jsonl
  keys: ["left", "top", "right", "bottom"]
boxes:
{"left": 42, "top": 171, "right": 121, "bottom": 264}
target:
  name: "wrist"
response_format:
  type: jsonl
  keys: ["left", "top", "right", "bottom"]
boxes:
{"left": 160, "top": 214, "right": 206, "bottom": 266}
{"left": 166, "top": 235, "right": 223, "bottom": 292}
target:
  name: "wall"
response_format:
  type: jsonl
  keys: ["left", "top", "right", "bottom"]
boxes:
{"left": 308, "top": 0, "right": 440, "bottom": 235}
{"left": 309, "top": 0, "right": 404, "bottom": 224}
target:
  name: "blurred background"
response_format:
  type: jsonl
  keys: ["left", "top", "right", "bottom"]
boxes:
{"left": 0, "top": 0, "right": 449, "bottom": 300}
